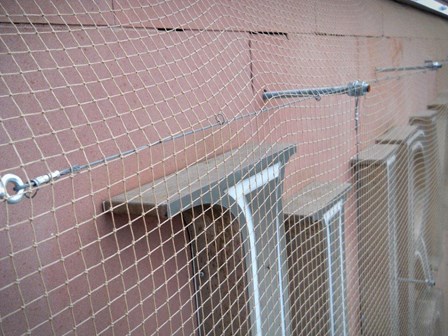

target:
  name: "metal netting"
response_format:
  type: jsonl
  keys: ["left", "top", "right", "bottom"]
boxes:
{"left": 0, "top": 1, "right": 447, "bottom": 335}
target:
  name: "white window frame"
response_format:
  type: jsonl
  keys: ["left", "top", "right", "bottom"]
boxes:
{"left": 322, "top": 199, "right": 348, "bottom": 336}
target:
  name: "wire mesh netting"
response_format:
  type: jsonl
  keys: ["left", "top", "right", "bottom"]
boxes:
{"left": 1, "top": 1, "right": 448, "bottom": 335}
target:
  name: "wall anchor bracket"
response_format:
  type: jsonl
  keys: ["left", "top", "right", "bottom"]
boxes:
{"left": 262, "top": 80, "right": 371, "bottom": 100}
{"left": 398, "top": 277, "right": 436, "bottom": 287}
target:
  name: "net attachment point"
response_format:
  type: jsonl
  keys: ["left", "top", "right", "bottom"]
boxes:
{"left": 347, "top": 81, "right": 371, "bottom": 97}
{"left": 376, "top": 60, "right": 443, "bottom": 72}
{"left": 262, "top": 80, "right": 371, "bottom": 100}
{"left": 0, "top": 171, "right": 61, "bottom": 204}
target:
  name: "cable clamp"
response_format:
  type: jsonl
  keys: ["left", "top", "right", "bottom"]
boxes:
{"left": 425, "top": 60, "right": 443, "bottom": 70}
{"left": 31, "top": 171, "right": 61, "bottom": 188}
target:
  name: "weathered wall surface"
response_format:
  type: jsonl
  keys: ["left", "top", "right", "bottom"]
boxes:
{"left": 1, "top": 1, "right": 447, "bottom": 335}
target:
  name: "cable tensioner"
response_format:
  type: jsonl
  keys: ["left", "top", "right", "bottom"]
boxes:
{"left": 0, "top": 171, "right": 60, "bottom": 204}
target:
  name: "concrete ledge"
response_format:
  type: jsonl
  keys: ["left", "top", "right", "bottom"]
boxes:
{"left": 376, "top": 125, "right": 420, "bottom": 144}
{"left": 104, "top": 142, "right": 297, "bottom": 218}
{"left": 284, "top": 181, "right": 351, "bottom": 222}
{"left": 428, "top": 97, "right": 448, "bottom": 111}
{"left": 351, "top": 144, "right": 399, "bottom": 166}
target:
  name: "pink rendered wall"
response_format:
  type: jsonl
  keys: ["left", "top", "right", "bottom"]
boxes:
{"left": 1, "top": 1, "right": 448, "bottom": 335}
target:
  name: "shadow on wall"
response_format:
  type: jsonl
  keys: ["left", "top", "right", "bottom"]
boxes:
{"left": 110, "top": 204, "right": 251, "bottom": 335}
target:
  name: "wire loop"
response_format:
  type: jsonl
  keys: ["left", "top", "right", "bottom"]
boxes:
{"left": 215, "top": 113, "right": 227, "bottom": 125}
